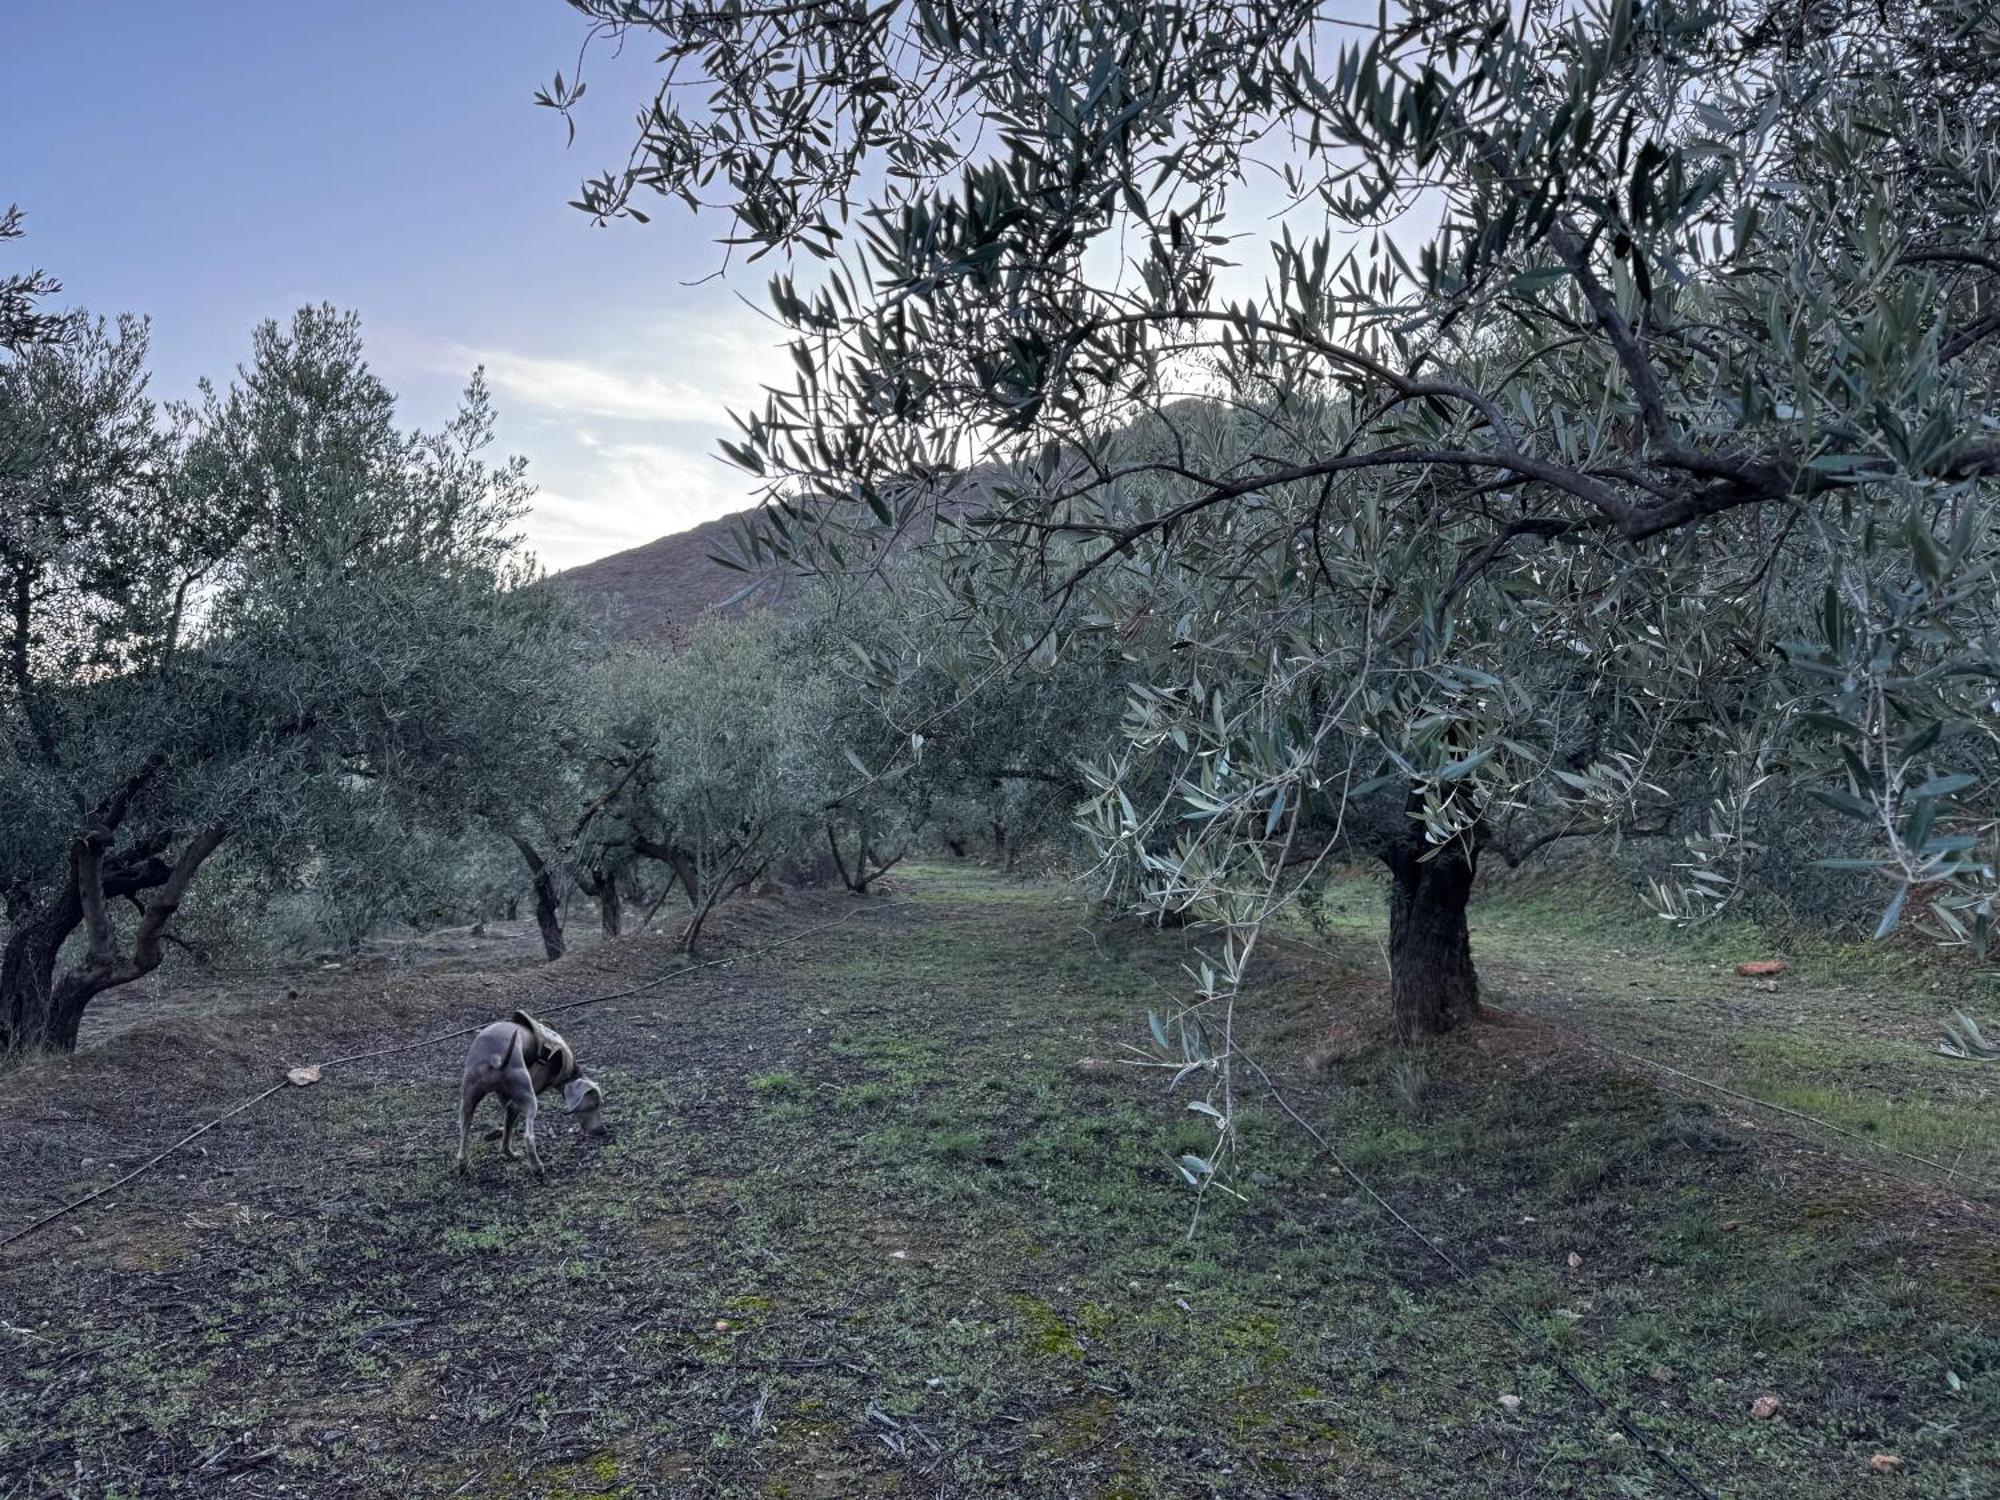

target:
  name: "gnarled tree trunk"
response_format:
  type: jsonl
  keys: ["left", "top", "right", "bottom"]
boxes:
{"left": 0, "top": 818, "right": 226, "bottom": 1054}
{"left": 592, "top": 867, "right": 622, "bottom": 937}
{"left": 1384, "top": 839, "right": 1481, "bottom": 1040}
{"left": 827, "top": 820, "right": 907, "bottom": 895}
{"left": 509, "top": 835, "right": 566, "bottom": 960}
{"left": 1, "top": 893, "right": 77, "bottom": 1052}
{"left": 630, "top": 834, "right": 699, "bottom": 910}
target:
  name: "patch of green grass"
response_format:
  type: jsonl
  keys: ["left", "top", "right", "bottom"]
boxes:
{"left": 1013, "top": 1296, "right": 1086, "bottom": 1360}
{"left": 439, "top": 1220, "right": 514, "bottom": 1254}
{"left": 927, "top": 1125, "right": 984, "bottom": 1160}
{"left": 536, "top": 1451, "right": 632, "bottom": 1500}
{"left": 1722, "top": 1030, "right": 1996, "bottom": 1169}
{"left": 1292, "top": 862, "right": 2000, "bottom": 1196}
{"left": 1309, "top": 859, "right": 1984, "bottom": 1003}
{"left": 835, "top": 1080, "right": 894, "bottom": 1111}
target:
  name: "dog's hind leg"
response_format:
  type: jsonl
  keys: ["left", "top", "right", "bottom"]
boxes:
{"left": 455, "top": 1083, "right": 482, "bottom": 1177}
{"left": 518, "top": 1093, "right": 545, "bottom": 1175}
{"left": 498, "top": 1045, "right": 541, "bottom": 1171}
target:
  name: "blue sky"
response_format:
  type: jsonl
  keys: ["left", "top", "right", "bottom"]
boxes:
{"left": 5, "top": 1, "right": 789, "bottom": 568}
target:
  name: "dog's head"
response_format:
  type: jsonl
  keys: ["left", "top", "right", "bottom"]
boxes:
{"left": 562, "top": 1076, "right": 607, "bottom": 1136}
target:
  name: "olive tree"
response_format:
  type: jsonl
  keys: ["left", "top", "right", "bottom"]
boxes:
{"left": 0, "top": 207, "right": 65, "bottom": 354}
{"left": 778, "top": 563, "right": 1125, "bottom": 886}
{"left": 608, "top": 615, "right": 817, "bottom": 950}
{"left": 508, "top": 615, "right": 827, "bottom": 957}
{"left": 549, "top": 0, "right": 2000, "bottom": 1054}
{"left": 498, "top": 631, "right": 697, "bottom": 960}
{"left": 0, "top": 305, "right": 574, "bottom": 1051}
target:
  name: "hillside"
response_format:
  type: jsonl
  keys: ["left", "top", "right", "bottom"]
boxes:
{"left": 554, "top": 471, "right": 1001, "bottom": 648}
{"left": 553, "top": 506, "right": 796, "bottom": 648}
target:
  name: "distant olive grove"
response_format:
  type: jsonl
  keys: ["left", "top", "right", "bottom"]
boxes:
{"left": 0, "top": 231, "right": 1109, "bottom": 1054}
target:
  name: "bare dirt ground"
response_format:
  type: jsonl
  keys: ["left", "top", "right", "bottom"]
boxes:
{"left": 3, "top": 865, "right": 1995, "bottom": 1498}
{"left": 72, "top": 915, "right": 616, "bottom": 1051}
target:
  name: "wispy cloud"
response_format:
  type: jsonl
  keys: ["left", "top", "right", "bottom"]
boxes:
{"left": 473, "top": 349, "right": 724, "bottom": 424}
{"left": 524, "top": 436, "right": 763, "bottom": 570}
{"left": 436, "top": 309, "right": 788, "bottom": 426}
{"left": 386, "top": 308, "right": 791, "bottom": 569}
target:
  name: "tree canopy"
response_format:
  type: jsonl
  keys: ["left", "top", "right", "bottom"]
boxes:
{"left": 0, "top": 304, "right": 575, "bottom": 1050}
{"left": 0, "top": 207, "right": 66, "bottom": 353}
{"left": 552, "top": 0, "right": 2000, "bottom": 1048}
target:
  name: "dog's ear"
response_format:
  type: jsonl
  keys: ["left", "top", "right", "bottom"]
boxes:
{"left": 562, "top": 1077, "right": 602, "bottom": 1113}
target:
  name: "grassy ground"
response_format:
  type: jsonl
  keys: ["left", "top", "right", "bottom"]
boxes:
{"left": 2, "top": 863, "right": 1995, "bottom": 1498}
{"left": 1292, "top": 867, "right": 1999, "bottom": 1189}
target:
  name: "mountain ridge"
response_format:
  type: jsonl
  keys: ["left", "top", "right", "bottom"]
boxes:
{"left": 552, "top": 506, "right": 792, "bottom": 648}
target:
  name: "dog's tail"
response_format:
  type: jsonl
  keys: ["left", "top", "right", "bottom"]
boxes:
{"left": 503, "top": 1025, "right": 525, "bottom": 1073}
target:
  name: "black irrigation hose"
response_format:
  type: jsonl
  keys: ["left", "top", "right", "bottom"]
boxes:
{"left": 0, "top": 908, "right": 873, "bottom": 1253}
{"left": 0, "top": 1081, "right": 294, "bottom": 1255}
{"left": 1098, "top": 925, "right": 1717, "bottom": 1497}
{"left": 1238, "top": 1045, "right": 1720, "bottom": 1500}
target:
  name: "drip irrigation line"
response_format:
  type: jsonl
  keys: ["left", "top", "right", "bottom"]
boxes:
{"left": 1573, "top": 1037, "right": 1992, "bottom": 1195}
{"left": 1263, "top": 930, "right": 1993, "bottom": 1197}
{"left": 0, "top": 1082, "right": 292, "bottom": 1256}
{"left": 1237, "top": 1045, "right": 1719, "bottom": 1500}
{"left": 1108, "top": 931, "right": 1711, "bottom": 1493}
{"left": 0, "top": 907, "right": 872, "bottom": 1254}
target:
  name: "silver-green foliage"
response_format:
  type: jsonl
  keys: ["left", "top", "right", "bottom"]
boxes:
{"left": 538, "top": 571, "right": 1121, "bottom": 945}
{"left": 0, "top": 207, "right": 64, "bottom": 353}
{"left": 1939, "top": 1011, "right": 2000, "bottom": 1061}
{"left": 0, "top": 304, "right": 577, "bottom": 1048}
{"left": 782, "top": 560, "right": 1131, "bottom": 876}
{"left": 553, "top": 0, "right": 2000, "bottom": 982}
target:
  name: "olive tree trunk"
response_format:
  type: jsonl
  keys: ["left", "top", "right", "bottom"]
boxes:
{"left": 826, "top": 819, "right": 908, "bottom": 895}
{"left": 1383, "top": 841, "right": 1481, "bottom": 1041}
{"left": 1, "top": 893, "right": 77, "bottom": 1052}
{"left": 594, "top": 868, "right": 622, "bottom": 937}
{"left": 508, "top": 835, "right": 566, "bottom": 961}
{"left": 576, "top": 864, "right": 622, "bottom": 937}
{"left": 0, "top": 820, "right": 226, "bottom": 1054}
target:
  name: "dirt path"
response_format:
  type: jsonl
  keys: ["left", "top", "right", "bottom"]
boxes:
{"left": 3, "top": 865, "right": 1995, "bottom": 1498}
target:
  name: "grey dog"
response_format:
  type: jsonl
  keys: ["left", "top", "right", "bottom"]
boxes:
{"left": 455, "top": 1010, "right": 605, "bottom": 1177}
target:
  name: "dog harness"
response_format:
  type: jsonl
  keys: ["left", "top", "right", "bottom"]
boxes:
{"left": 510, "top": 1009, "right": 577, "bottom": 1092}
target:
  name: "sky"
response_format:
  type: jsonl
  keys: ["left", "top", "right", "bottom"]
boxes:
{"left": 4, "top": 1, "right": 791, "bottom": 570}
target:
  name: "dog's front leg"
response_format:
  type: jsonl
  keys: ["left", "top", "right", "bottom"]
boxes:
{"left": 502, "top": 1105, "right": 520, "bottom": 1161}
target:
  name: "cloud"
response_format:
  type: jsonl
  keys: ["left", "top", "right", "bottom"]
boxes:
{"left": 386, "top": 309, "right": 790, "bottom": 569}
{"left": 438, "top": 310, "right": 789, "bottom": 426}
{"left": 522, "top": 436, "right": 762, "bottom": 571}
{"left": 521, "top": 491, "right": 651, "bottom": 571}
{"left": 474, "top": 350, "right": 723, "bottom": 424}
